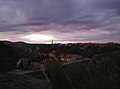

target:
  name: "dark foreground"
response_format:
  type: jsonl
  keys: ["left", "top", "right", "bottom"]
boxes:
{"left": 0, "top": 74, "right": 28, "bottom": 89}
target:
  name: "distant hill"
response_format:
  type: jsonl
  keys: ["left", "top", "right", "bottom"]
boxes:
{"left": 3, "top": 41, "right": 28, "bottom": 48}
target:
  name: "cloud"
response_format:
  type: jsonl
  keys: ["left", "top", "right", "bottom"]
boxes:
{"left": 0, "top": 0, "right": 120, "bottom": 43}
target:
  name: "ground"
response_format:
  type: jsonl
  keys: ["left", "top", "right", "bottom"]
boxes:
{"left": 0, "top": 74, "right": 30, "bottom": 89}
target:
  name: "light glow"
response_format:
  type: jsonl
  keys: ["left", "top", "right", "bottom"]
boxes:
{"left": 22, "top": 34, "right": 54, "bottom": 42}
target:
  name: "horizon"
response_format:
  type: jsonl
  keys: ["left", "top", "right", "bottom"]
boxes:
{"left": 1, "top": 40, "right": 120, "bottom": 45}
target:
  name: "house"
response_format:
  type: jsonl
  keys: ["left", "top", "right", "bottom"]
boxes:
{"left": 49, "top": 50, "right": 60, "bottom": 59}
{"left": 17, "top": 58, "right": 30, "bottom": 68}
{"left": 24, "top": 47, "right": 32, "bottom": 52}
{"left": 49, "top": 51, "right": 56, "bottom": 58}
{"left": 60, "top": 54, "right": 83, "bottom": 61}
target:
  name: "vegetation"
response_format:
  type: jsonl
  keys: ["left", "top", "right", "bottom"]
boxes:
{"left": 0, "top": 41, "right": 18, "bottom": 72}
{"left": 64, "top": 51, "right": 120, "bottom": 89}
{"left": 46, "top": 60, "right": 72, "bottom": 89}
{"left": 26, "top": 71, "right": 46, "bottom": 80}
{"left": 82, "top": 45, "right": 120, "bottom": 58}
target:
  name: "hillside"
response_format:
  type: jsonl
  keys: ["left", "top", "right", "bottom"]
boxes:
{"left": 0, "top": 41, "right": 18, "bottom": 72}
{"left": 64, "top": 50, "right": 120, "bottom": 89}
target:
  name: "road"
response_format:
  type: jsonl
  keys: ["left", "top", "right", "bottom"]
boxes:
{"left": 8, "top": 68, "right": 51, "bottom": 82}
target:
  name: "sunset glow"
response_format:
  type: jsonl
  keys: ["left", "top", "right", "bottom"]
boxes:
{"left": 22, "top": 34, "right": 54, "bottom": 42}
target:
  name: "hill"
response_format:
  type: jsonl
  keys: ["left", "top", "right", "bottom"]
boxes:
{"left": 64, "top": 50, "right": 120, "bottom": 89}
{"left": 0, "top": 41, "right": 18, "bottom": 72}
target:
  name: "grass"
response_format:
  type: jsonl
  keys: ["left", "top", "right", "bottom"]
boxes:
{"left": 26, "top": 71, "right": 46, "bottom": 80}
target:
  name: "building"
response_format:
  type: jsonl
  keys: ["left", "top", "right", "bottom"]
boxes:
{"left": 60, "top": 54, "right": 83, "bottom": 61}
{"left": 17, "top": 58, "right": 30, "bottom": 68}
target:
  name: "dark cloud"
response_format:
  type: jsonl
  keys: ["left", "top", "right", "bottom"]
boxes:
{"left": 0, "top": 0, "right": 120, "bottom": 43}
{"left": 95, "top": 0, "right": 120, "bottom": 9}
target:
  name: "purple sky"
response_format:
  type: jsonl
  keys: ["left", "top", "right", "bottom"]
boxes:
{"left": 0, "top": 0, "right": 120, "bottom": 43}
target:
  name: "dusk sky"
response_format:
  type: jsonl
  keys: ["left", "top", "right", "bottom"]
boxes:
{"left": 0, "top": 0, "right": 120, "bottom": 43}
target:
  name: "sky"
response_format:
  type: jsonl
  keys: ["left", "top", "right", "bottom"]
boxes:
{"left": 0, "top": 0, "right": 120, "bottom": 43}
